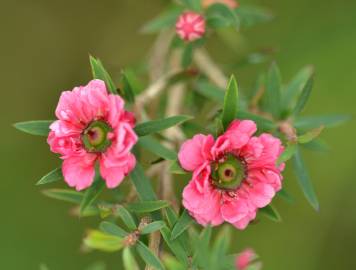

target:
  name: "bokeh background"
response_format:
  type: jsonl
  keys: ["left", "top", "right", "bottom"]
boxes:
{"left": 1, "top": 0, "right": 355, "bottom": 269}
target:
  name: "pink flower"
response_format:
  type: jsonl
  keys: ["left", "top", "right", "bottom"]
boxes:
{"left": 236, "top": 249, "right": 258, "bottom": 270}
{"left": 178, "top": 120, "right": 284, "bottom": 229}
{"left": 47, "top": 79, "right": 137, "bottom": 191}
{"left": 202, "top": 0, "right": 239, "bottom": 9}
{"left": 176, "top": 12, "right": 206, "bottom": 42}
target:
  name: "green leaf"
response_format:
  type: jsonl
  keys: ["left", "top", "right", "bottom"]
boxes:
{"left": 84, "top": 230, "right": 123, "bottom": 252}
{"left": 301, "top": 138, "right": 329, "bottom": 152}
{"left": 115, "top": 206, "right": 137, "bottom": 231}
{"left": 222, "top": 75, "right": 239, "bottom": 129}
{"left": 206, "top": 3, "right": 239, "bottom": 28}
{"left": 89, "top": 55, "right": 117, "bottom": 94}
{"left": 263, "top": 62, "right": 281, "bottom": 119}
{"left": 171, "top": 209, "right": 194, "bottom": 241}
{"left": 180, "top": 0, "right": 202, "bottom": 11}
{"left": 142, "top": 6, "right": 183, "bottom": 33}
{"left": 165, "top": 207, "right": 179, "bottom": 228}
{"left": 139, "top": 136, "right": 177, "bottom": 160}
{"left": 140, "top": 221, "right": 165, "bottom": 235}
{"left": 126, "top": 200, "right": 170, "bottom": 213}
{"left": 36, "top": 168, "right": 62, "bottom": 185}
{"left": 192, "top": 226, "right": 212, "bottom": 267}
{"left": 277, "top": 188, "right": 294, "bottom": 203}
{"left": 134, "top": 115, "right": 192, "bottom": 137}
{"left": 136, "top": 241, "right": 165, "bottom": 270}
{"left": 294, "top": 114, "right": 350, "bottom": 130}
{"left": 123, "top": 248, "right": 139, "bottom": 270}
{"left": 235, "top": 5, "right": 273, "bottom": 27}
{"left": 160, "top": 226, "right": 189, "bottom": 266}
{"left": 181, "top": 43, "right": 193, "bottom": 68}
{"left": 121, "top": 71, "right": 136, "bottom": 103}
{"left": 85, "top": 262, "right": 107, "bottom": 270}
{"left": 100, "top": 221, "right": 129, "bottom": 238}
{"left": 282, "top": 65, "right": 314, "bottom": 112}
{"left": 195, "top": 79, "right": 225, "bottom": 103}
{"left": 298, "top": 126, "right": 324, "bottom": 144}
{"left": 292, "top": 76, "right": 313, "bottom": 116}
{"left": 259, "top": 204, "right": 281, "bottom": 222}
{"left": 236, "top": 111, "right": 276, "bottom": 132}
{"left": 130, "top": 164, "right": 157, "bottom": 201}
{"left": 292, "top": 147, "right": 319, "bottom": 211}
{"left": 277, "top": 143, "right": 297, "bottom": 165}
{"left": 210, "top": 226, "right": 231, "bottom": 269}
{"left": 162, "top": 254, "right": 186, "bottom": 270}
{"left": 80, "top": 179, "right": 105, "bottom": 215}
{"left": 42, "top": 189, "right": 83, "bottom": 204}
{"left": 169, "top": 160, "right": 188, "bottom": 175}
{"left": 14, "top": 120, "right": 53, "bottom": 136}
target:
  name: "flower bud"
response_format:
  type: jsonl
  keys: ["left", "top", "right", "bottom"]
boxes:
{"left": 176, "top": 12, "right": 206, "bottom": 42}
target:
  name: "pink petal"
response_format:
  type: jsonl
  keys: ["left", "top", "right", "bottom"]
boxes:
{"left": 62, "top": 153, "right": 97, "bottom": 191}
{"left": 224, "top": 120, "right": 257, "bottom": 149}
{"left": 220, "top": 198, "right": 249, "bottom": 223}
{"left": 247, "top": 182, "right": 275, "bottom": 208}
{"left": 178, "top": 134, "right": 214, "bottom": 172}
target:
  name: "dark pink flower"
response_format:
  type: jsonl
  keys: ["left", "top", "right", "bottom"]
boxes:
{"left": 176, "top": 11, "right": 206, "bottom": 42}
{"left": 48, "top": 79, "right": 137, "bottom": 191}
{"left": 178, "top": 120, "right": 284, "bottom": 229}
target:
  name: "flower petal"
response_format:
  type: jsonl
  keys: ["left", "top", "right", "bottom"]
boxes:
{"left": 178, "top": 134, "right": 214, "bottom": 172}
{"left": 62, "top": 153, "right": 97, "bottom": 191}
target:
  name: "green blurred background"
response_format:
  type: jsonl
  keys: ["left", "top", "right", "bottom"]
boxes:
{"left": 1, "top": 0, "right": 355, "bottom": 269}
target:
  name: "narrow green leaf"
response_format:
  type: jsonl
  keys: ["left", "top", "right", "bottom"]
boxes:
{"left": 236, "top": 111, "right": 276, "bottom": 132}
{"left": 80, "top": 179, "right": 105, "bottom": 215}
{"left": 89, "top": 55, "right": 117, "bottom": 94}
{"left": 259, "top": 204, "right": 281, "bottom": 222}
{"left": 235, "top": 6, "right": 273, "bottom": 27}
{"left": 126, "top": 200, "right": 170, "bottom": 213}
{"left": 298, "top": 126, "right": 324, "bottom": 144}
{"left": 301, "top": 138, "right": 329, "bottom": 152}
{"left": 100, "top": 221, "right": 129, "bottom": 238}
{"left": 169, "top": 160, "right": 188, "bottom": 175}
{"left": 263, "top": 62, "right": 281, "bottom": 119}
{"left": 84, "top": 230, "right": 123, "bottom": 252}
{"left": 282, "top": 65, "right": 314, "bottom": 111}
{"left": 121, "top": 71, "right": 136, "bottom": 103}
{"left": 165, "top": 207, "right": 179, "bottom": 228}
{"left": 195, "top": 79, "right": 225, "bottom": 103}
{"left": 180, "top": 0, "right": 202, "bottom": 11}
{"left": 222, "top": 75, "right": 239, "bottom": 129}
{"left": 123, "top": 248, "right": 139, "bottom": 270}
{"left": 115, "top": 206, "right": 137, "bottom": 231}
{"left": 140, "top": 221, "right": 165, "bottom": 235}
{"left": 294, "top": 114, "right": 350, "bottom": 130}
{"left": 192, "top": 226, "right": 212, "bottom": 267}
{"left": 130, "top": 164, "right": 157, "bottom": 201}
{"left": 134, "top": 115, "right": 193, "bottom": 137}
{"left": 171, "top": 209, "right": 194, "bottom": 240}
{"left": 136, "top": 241, "right": 165, "bottom": 270}
{"left": 162, "top": 254, "right": 186, "bottom": 270}
{"left": 277, "top": 188, "right": 294, "bottom": 203}
{"left": 292, "top": 147, "right": 319, "bottom": 211}
{"left": 139, "top": 136, "right": 177, "bottom": 160}
{"left": 42, "top": 189, "right": 83, "bottom": 204}
{"left": 36, "top": 168, "right": 62, "bottom": 185}
{"left": 210, "top": 226, "right": 231, "bottom": 269}
{"left": 292, "top": 76, "right": 313, "bottom": 116}
{"left": 206, "top": 3, "right": 239, "bottom": 28}
{"left": 277, "top": 143, "right": 297, "bottom": 165}
{"left": 14, "top": 120, "right": 53, "bottom": 136}
{"left": 141, "top": 7, "right": 182, "bottom": 33}
{"left": 160, "top": 226, "right": 189, "bottom": 266}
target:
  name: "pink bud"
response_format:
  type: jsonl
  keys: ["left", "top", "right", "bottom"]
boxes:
{"left": 236, "top": 249, "right": 257, "bottom": 270}
{"left": 176, "top": 12, "right": 206, "bottom": 42}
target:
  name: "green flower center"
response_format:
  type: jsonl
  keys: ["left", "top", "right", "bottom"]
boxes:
{"left": 211, "top": 154, "right": 245, "bottom": 190}
{"left": 81, "top": 120, "right": 112, "bottom": 153}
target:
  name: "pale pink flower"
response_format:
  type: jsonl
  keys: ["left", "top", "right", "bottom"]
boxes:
{"left": 176, "top": 11, "right": 206, "bottom": 42}
{"left": 178, "top": 120, "right": 284, "bottom": 229}
{"left": 202, "top": 0, "right": 239, "bottom": 9}
{"left": 236, "top": 248, "right": 258, "bottom": 270}
{"left": 47, "top": 79, "right": 137, "bottom": 191}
